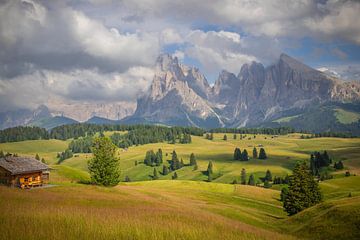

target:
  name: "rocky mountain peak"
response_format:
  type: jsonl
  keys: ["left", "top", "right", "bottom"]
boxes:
{"left": 278, "top": 53, "right": 316, "bottom": 73}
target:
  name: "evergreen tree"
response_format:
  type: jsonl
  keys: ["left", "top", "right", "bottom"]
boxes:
{"left": 241, "top": 168, "right": 246, "bottom": 185}
{"left": 153, "top": 168, "right": 159, "bottom": 180}
{"left": 180, "top": 158, "right": 184, "bottom": 167}
{"left": 252, "top": 147, "right": 258, "bottom": 159}
{"left": 223, "top": 134, "right": 227, "bottom": 141}
{"left": 210, "top": 133, "right": 214, "bottom": 140}
{"left": 283, "top": 162, "right": 322, "bottom": 215}
{"left": 189, "top": 153, "right": 197, "bottom": 166}
{"left": 280, "top": 187, "right": 289, "bottom": 202}
{"left": 258, "top": 148, "right": 267, "bottom": 159}
{"left": 233, "top": 148, "right": 241, "bottom": 160}
{"left": 241, "top": 149, "right": 249, "bottom": 161}
{"left": 124, "top": 176, "right": 131, "bottom": 182}
{"left": 265, "top": 169, "right": 272, "bottom": 181}
{"left": 233, "top": 134, "right": 237, "bottom": 140}
{"left": 88, "top": 137, "right": 120, "bottom": 186}
{"left": 207, "top": 161, "right": 213, "bottom": 175}
{"left": 41, "top": 158, "right": 46, "bottom": 163}
{"left": 170, "top": 150, "right": 181, "bottom": 170}
{"left": 208, "top": 173, "right": 212, "bottom": 182}
{"left": 35, "top": 153, "right": 40, "bottom": 161}
{"left": 155, "top": 148, "right": 163, "bottom": 166}
{"left": 0, "top": 150, "right": 4, "bottom": 158}
{"left": 135, "top": 160, "right": 138, "bottom": 166}
{"left": 193, "top": 164, "right": 198, "bottom": 171}
{"left": 248, "top": 174, "right": 255, "bottom": 186}
{"left": 172, "top": 171, "right": 178, "bottom": 180}
{"left": 162, "top": 165, "right": 169, "bottom": 175}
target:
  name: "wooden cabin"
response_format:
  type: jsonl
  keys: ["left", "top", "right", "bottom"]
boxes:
{"left": 0, "top": 156, "right": 50, "bottom": 189}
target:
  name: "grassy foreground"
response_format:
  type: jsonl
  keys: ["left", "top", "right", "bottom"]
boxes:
{"left": 0, "top": 133, "right": 360, "bottom": 239}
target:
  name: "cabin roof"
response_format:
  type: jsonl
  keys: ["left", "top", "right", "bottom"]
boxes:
{"left": 0, "top": 156, "right": 49, "bottom": 175}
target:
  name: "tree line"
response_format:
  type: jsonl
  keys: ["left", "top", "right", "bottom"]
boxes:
{"left": 233, "top": 147, "right": 267, "bottom": 161}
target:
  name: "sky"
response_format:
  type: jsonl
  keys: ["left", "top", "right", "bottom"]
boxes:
{"left": 1, "top": 0, "right": 360, "bottom": 112}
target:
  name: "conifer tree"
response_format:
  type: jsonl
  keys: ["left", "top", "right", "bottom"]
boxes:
{"left": 280, "top": 187, "right": 289, "bottom": 202}
{"left": 125, "top": 176, "right": 131, "bottom": 182}
{"left": 162, "top": 165, "right": 169, "bottom": 175}
{"left": 242, "top": 149, "right": 249, "bottom": 161}
{"left": 252, "top": 147, "right": 258, "bottom": 159}
{"left": 189, "top": 153, "right": 197, "bottom": 166}
{"left": 207, "top": 161, "right": 213, "bottom": 175}
{"left": 0, "top": 150, "right": 4, "bottom": 158}
{"left": 208, "top": 173, "right": 212, "bottom": 182}
{"left": 223, "top": 134, "right": 227, "bottom": 141}
{"left": 88, "top": 137, "right": 120, "bottom": 186}
{"left": 248, "top": 174, "right": 255, "bottom": 186}
{"left": 265, "top": 169, "right": 272, "bottom": 181}
{"left": 35, "top": 153, "right": 40, "bottom": 161}
{"left": 283, "top": 162, "right": 322, "bottom": 215}
{"left": 258, "top": 148, "right": 267, "bottom": 159}
{"left": 234, "top": 148, "right": 241, "bottom": 160}
{"left": 241, "top": 168, "right": 246, "bottom": 185}
{"left": 233, "top": 134, "right": 237, "bottom": 140}
{"left": 153, "top": 168, "right": 159, "bottom": 180}
{"left": 172, "top": 171, "right": 178, "bottom": 180}
{"left": 170, "top": 150, "right": 181, "bottom": 170}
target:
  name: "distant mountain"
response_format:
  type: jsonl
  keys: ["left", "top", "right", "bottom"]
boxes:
{"left": 86, "top": 116, "right": 118, "bottom": 125}
{"left": 30, "top": 116, "right": 78, "bottom": 130}
{"left": 128, "top": 53, "right": 360, "bottom": 133}
{"left": 2, "top": 53, "right": 360, "bottom": 133}
{"left": 128, "top": 54, "right": 224, "bottom": 128}
{"left": 0, "top": 105, "right": 52, "bottom": 130}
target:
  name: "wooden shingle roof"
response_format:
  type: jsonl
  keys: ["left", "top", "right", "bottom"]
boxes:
{"left": 0, "top": 156, "right": 49, "bottom": 175}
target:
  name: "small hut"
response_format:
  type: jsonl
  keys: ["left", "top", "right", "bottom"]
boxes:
{"left": 0, "top": 156, "right": 50, "bottom": 189}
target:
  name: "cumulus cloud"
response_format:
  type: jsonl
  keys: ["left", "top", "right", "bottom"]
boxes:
{"left": 0, "top": 66, "right": 154, "bottom": 111}
{"left": 184, "top": 30, "right": 257, "bottom": 74}
{"left": 0, "top": 0, "right": 159, "bottom": 76}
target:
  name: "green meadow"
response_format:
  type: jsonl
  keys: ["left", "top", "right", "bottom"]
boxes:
{"left": 0, "top": 133, "right": 360, "bottom": 239}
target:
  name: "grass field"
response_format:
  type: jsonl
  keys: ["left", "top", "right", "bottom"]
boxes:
{"left": 0, "top": 133, "right": 360, "bottom": 239}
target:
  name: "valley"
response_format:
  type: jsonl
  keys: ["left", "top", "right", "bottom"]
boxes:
{"left": 0, "top": 132, "right": 359, "bottom": 239}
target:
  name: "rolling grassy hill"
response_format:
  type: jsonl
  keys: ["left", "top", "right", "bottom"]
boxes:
{"left": 0, "top": 133, "right": 359, "bottom": 239}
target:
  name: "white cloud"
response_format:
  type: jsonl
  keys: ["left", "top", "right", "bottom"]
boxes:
{"left": 0, "top": 66, "right": 154, "bottom": 111}
{"left": 184, "top": 30, "right": 256, "bottom": 74}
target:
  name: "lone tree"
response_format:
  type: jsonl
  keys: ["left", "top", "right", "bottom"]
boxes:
{"left": 283, "top": 162, "right": 322, "bottom": 215}
{"left": 172, "top": 171, "right": 178, "bottom": 180}
{"left": 35, "top": 153, "right": 40, "bottom": 161}
{"left": 248, "top": 174, "right": 255, "bottom": 186}
{"left": 124, "top": 176, "right": 131, "bottom": 182}
{"left": 223, "top": 134, "right": 227, "bottom": 141}
{"left": 253, "top": 147, "right": 258, "bottom": 159}
{"left": 190, "top": 153, "right": 197, "bottom": 166}
{"left": 258, "top": 148, "right": 267, "bottom": 159}
{"left": 233, "top": 134, "right": 237, "bottom": 140}
{"left": 207, "top": 161, "right": 213, "bottom": 175}
{"left": 241, "top": 168, "right": 246, "bottom": 185}
{"left": 88, "top": 137, "right": 120, "bottom": 186}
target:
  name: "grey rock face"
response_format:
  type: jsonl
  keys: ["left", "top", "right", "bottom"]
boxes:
{"left": 133, "top": 53, "right": 360, "bottom": 128}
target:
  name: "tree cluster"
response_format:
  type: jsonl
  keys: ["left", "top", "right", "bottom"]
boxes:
{"left": 144, "top": 149, "right": 163, "bottom": 166}
{"left": 0, "top": 126, "right": 49, "bottom": 143}
{"left": 310, "top": 151, "right": 331, "bottom": 176}
{"left": 57, "top": 149, "right": 73, "bottom": 163}
{"left": 233, "top": 148, "right": 249, "bottom": 161}
{"left": 68, "top": 136, "right": 93, "bottom": 153}
{"left": 210, "top": 127, "right": 295, "bottom": 135}
{"left": 334, "top": 161, "right": 344, "bottom": 170}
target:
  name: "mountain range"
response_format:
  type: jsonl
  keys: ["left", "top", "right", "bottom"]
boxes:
{"left": 1, "top": 53, "right": 360, "bottom": 133}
